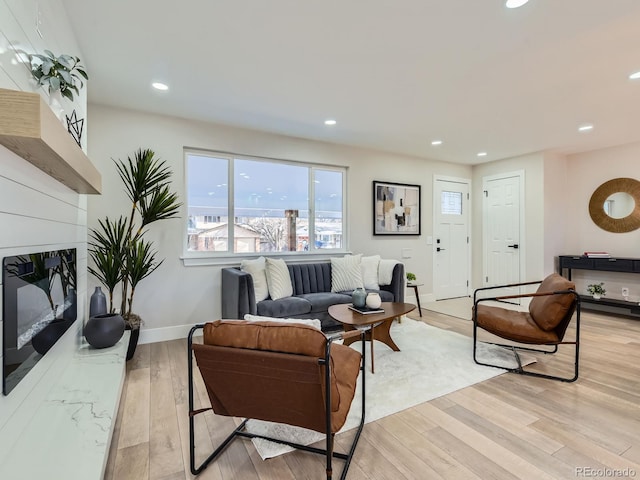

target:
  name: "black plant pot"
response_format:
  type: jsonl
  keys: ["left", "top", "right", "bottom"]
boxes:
{"left": 84, "top": 313, "right": 125, "bottom": 349}
{"left": 126, "top": 326, "right": 140, "bottom": 361}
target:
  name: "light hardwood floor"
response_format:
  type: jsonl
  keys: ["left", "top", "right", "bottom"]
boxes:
{"left": 104, "top": 308, "right": 640, "bottom": 480}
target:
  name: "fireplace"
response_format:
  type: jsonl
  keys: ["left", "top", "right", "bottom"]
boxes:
{"left": 2, "top": 248, "right": 77, "bottom": 395}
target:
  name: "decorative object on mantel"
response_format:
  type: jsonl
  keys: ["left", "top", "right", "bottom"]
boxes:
{"left": 88, "top": 148, "right": 181, "bottom": 360}
{"left": 89, "top": 286, "right": 107, "bottom": 317}
{"left": 587, "top": 282, "right": 606, "bottom": 300}
{"left": 65, "top": 110, "right": 84, "bottom": 147}
{"left": 84, "top": 313, "right": 125, "bottom": 349}
{"left": 29, "top": 50, "right": 88, "bottom": 102}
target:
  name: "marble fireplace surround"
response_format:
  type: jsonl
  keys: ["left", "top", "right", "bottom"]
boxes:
{"left": 0, "top": 334, "right": 129, "bottom": 479}
{"left": 0, "top": 89, "right": 122, "bottom": 478}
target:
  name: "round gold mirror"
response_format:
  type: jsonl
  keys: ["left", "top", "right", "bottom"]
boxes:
{"left": 589, "top": 178, "right": 640, "bottom": 233}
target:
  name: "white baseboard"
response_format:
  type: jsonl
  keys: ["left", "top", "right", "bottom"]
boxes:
{"left": 139, "top": 323, "right": 197, "bottom": 345}
{"left": 423, "top": 293, "right": 436, "bottom": 303}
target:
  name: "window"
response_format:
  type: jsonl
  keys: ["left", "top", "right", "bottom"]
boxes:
{"left": 441, "top": 191, "right": 463, "bottom": 215}
{"left": 186, "top": 150, "right": 345, "bottom": 254}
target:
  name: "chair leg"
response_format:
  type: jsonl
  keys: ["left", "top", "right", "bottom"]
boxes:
{"left": 473, "top": 322, "right": 579, "bottom": 383}
{"left": 188, "top": 324, "right": 246, "bottom": 474}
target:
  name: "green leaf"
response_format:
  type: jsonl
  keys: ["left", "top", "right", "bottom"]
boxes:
{"left": 61, "top": 88, "right": 74, "bottom": 101}
{"left": 41, "top": 59, "right": 53, "bottom": 75}
{"left": 125, "top": 238, "right": 163, "bottom": 290}
{"left": 58, "top": 54, "right": 74, "bottom": 69}
{"left": 58, "top": 69, "right": 72, "bottom": 84}
{"left": 90, "top": 217, "right": 128, "bottom": 253}
{"left": 140, "top": 184, "right": 182, "bottom": 226}
{"left": 44, "top": 49, "right": 55, "bottom": 59}
{"left": 49, "top": 76, "right": 60, "bottom": 91}
{"left": 114, "top": 149, "right": 174, "bottom": 205}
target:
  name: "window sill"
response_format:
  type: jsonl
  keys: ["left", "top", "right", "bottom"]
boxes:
{"left": 181, "top": 250, "right": 351, "bottom": 267}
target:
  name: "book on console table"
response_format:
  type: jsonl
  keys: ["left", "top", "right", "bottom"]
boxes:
{"left": 348, "top": 304, "right": 385, "bottom": 315}
{"left": 584, "top": 251, "right": 611, "bottom": 258}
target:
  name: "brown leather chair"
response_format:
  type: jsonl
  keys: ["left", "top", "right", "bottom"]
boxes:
{"left": 472, "top": 273, "right": 580, "bottom": 382}
{"left": 188, "top": 320, "right": 366, "bottom": 479}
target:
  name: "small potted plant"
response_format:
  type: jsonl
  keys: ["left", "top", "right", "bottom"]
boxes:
{"left": 29, "top": 50, "right": 88, "bottom": 101}
{"left": 406, "top": 272, "right": 416, "bottom": 284}
{"left": 587, "top": 282, "right": 606, "bottom": 300}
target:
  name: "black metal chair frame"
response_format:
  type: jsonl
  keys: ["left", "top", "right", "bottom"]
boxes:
{"left": 187, "top": 324, "right": 366, "bottom": 479}
{"left": 472, "top": 280, "right": 581, "bottom": 383}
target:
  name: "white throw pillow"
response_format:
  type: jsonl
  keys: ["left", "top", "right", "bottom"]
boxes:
{"left": 378, "top": 259, "right": 399, "bottom": 286}
{"left": 331, "top": 254, "right": 364, "bottom": 292}
{"left": 361, "top": 255, "right": 381, "bottom": 290}
{"left": 265, "top": 258, "right": 293, "bottom": 300}
{"left": 244, "top": 314, "right": 321, "bottom": 330}
{"left": 240, "top": 256, "right": 269, "bottom": 302}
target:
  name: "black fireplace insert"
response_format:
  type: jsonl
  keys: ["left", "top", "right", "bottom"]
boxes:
{"left": 2, "top": 248, "right": 77, "bottom": 395}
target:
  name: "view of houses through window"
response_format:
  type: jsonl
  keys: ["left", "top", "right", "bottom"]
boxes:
{"left": 186, "top": 151, "right": 345, "bottom": 253}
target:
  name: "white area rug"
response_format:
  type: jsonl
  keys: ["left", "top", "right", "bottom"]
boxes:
{"left": 246, "top": 319, "right": 533, "bottom": 459}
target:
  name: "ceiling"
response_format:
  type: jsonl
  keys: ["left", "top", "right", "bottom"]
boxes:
{"left": 60, "top": 0, "right": 640, "bottom": 165}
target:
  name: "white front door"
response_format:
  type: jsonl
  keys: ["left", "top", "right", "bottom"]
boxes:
{"left": 433, "top": 177, "right": 470, "bottom": 299}
{"left": 483, "top": 172, "right": 523, "bottom": 297}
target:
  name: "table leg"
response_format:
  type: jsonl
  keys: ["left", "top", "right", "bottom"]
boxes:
{"left": 372, "top": 319, "right": 400, "bottom": 352}
{"left": 370, "top": 326, "right": 375, "bottom": 374}
{"left": 412, "top": 285, "right": 422, "bottom": 317}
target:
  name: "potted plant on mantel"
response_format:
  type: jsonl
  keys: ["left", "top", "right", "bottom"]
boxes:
{"left": 29, "top": 50, "right": 88, "bottom": 101}
{"left": 88, "top": 148, "right": 181, "bottom": 360}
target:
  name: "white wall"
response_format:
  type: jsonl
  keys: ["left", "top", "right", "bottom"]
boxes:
{"left": 562, "top": 141, "right": 640, "bottom": 299}
{"left": 86, "top": 104, "right": 471, "bottom": 341}
{"left": 0, "top": 0, "right": 88, "bottom": 451}
{"left": 543, "top": 152, "right": 570, "bottom": 275}
{"left": 565, "top": 141, "right": 640, "bottom": 256}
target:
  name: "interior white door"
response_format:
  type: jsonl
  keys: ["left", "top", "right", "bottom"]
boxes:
{"left": 483, "top": 173, "right": 522, "bottom": 296}
{"left": 434, "top": 178, "right": 470, "bottom": 299}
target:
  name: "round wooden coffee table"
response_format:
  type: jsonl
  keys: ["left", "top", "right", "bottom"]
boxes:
{"left": 328, "top": 302, "right": 416, "bottom": 373}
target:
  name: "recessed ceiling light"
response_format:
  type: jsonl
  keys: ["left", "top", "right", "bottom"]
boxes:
{"left": 629, "top": 71, "right": 640, "bottom": 80}
{"left": 431, "top": 140, "right": 443, "bottom": 146}
{"left": 578, "top": 124, "right": 594, "bottom": 132}
{"left": 324, "top": 119, "right": 337, "bottom": 126}
{"left": 152, "top": 82, "right": 169, "bottom": 91}
{"left": 505, "top": 0, "right": 529, "bottom": 8}
{"left": 477, "top": 152, "right": 488, "bottom": 157}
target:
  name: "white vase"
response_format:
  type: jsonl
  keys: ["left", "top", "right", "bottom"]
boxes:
{"left": 366, "top": 292, "right": 382, "bottom": 309}
{"left": 48, "top": 89, "right": 65, "bottom": 120}
{"left": 592, "top": 293, "right": 601, "bottom": 300}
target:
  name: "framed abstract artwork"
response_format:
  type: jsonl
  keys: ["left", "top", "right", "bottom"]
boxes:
{"left": 373, "top": 181, "right": 421, "bottom": 235}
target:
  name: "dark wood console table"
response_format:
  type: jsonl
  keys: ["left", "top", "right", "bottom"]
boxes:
{"left": 558, "top": 255, "right": 640, "bottom": 315}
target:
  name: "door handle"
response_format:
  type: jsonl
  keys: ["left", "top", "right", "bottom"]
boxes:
{"left": 437, "top": 247, "right": 446, "bottom": 252}
{"left": 507, "top": 244, "right": 519, "bottom": 249}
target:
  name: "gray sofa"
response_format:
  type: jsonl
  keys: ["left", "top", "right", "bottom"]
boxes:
{"left": 221, "top": 261, "right": 405, "bottom": 331}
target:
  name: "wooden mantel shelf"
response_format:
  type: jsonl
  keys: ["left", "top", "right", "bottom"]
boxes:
{"left": 0, "top": 88, "right": 101, "bottom": 194}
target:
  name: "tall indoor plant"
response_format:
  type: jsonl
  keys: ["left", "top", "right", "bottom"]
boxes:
{"left": 88, "top": 148, "right": 181, "bottom": 359}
